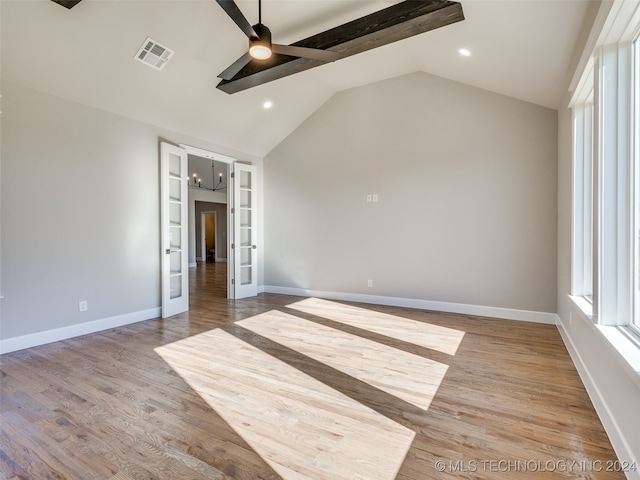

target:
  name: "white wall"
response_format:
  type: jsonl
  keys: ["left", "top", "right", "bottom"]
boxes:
{"left": 264, "top": 72, "right": 558, "bottom": 317}
{"left": 0, "top": 82, "right": 262, "bottom": 348}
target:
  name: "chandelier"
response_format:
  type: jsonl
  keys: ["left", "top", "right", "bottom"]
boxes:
{"left": 190, "top": 160, "right": 227, "bottom": 191}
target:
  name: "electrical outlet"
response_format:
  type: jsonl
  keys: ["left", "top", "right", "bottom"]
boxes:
{"left": 366, "top": 194, "right": 372, "bottom": 202}
{"left": 372, "top": 194, "right": 379, "bottom": 202}
{"left": 367, "top": 279, "right": 373, "bottom": 287}
{"left": 79, "top": 300, "right": 88, "bottom": 312}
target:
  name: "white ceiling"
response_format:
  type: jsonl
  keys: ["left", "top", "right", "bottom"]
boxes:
{"left": 1, "top": 0, "right": 595, "bottom": 157}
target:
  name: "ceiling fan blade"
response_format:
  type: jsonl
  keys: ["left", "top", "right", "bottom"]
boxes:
{"left": 272, "top": 44, "right": 340, "bottom": 63}
{"left": 50, "top": 0, "right": 82, "bottom": 9}
{"left": 218, "top": 52, "right": 253, "bottom": 80}
{"left": 215, "top": 0, "right": 258, "bottom": 39}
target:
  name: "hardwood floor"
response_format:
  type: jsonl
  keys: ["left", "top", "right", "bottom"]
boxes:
{"left": 0, "top": 262, "right": 625, "bottom": 479}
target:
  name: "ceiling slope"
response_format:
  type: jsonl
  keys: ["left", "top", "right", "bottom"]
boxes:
{"left": 2, "top": 0, "right": 595, "bottom": 157}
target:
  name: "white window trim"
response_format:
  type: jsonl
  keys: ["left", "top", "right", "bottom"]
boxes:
{"left": 634, "top": 34, "right": 640, "bottom": 336}
{"left": 570, "top": 0, "right": 640, "bottom": 384}
{"left": 594, "top": 42, "right": 633, "bottom": 327}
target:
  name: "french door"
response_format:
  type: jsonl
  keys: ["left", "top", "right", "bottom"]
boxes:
{"left": 232, "top": 163, "right": 258, "bottom": 299}
{"left": 160, "top": 142, "right": 189, "bottom": 317}
{"left": 160, "top": 142, "right": 258, "bottom": 310}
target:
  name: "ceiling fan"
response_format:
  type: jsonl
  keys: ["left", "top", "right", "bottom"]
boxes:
{"left": 216, "top": 0, "right": 341, "bottom": 81}
{"left": 215, "top": 0, "right": 465, "bottom": 94}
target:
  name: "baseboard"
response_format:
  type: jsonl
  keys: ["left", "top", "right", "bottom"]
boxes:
{"left": 0, "top": 307, "right": 161, "bottom": 355}
{"left": 189, "top": 262, "right": 197, "bottom": 268}
{"left": 262, "top": 286, "right": 558, "bottom": 324}
{"left": 556, "top": 321, "right": 639, "bottom": 479}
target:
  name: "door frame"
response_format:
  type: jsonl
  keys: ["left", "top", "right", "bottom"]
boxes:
{"left": 200, "top": 211, "right": 217, "bottom": 262}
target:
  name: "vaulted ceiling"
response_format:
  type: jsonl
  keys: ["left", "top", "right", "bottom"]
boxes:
{"left": 1, "top": 0, "right": 596, "bottom": 157}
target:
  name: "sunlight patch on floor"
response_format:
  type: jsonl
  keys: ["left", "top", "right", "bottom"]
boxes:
{"left": 155, "top": 328, "right": 415, "bottom": 480}
{"left": 239, "top": 310, "right": 448, "bottom": 411}
{"left": 286, "top": 297, "right": 465, "bottom": 355}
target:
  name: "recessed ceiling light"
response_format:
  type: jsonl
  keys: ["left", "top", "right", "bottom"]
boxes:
{"left": 263, "top": 100, "right": 273, "bottom": 109}
{"left": 458, "top": 48, "right": 471, "bottom": 57}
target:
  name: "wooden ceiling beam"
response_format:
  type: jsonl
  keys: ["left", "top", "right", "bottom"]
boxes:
{"left": 216, "top": 0, "right": 464, "bottom": 94}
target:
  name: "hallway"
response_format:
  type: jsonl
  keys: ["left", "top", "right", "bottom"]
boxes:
{"left": 189, "top": 261, "right": 227, "bottom": 302}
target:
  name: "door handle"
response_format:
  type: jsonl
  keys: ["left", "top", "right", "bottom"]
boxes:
{"left": 252, "top": 245, "right": 257, "bottom": 249}
{"left": 166, "top": 249, "right": 179, "bottom": 254}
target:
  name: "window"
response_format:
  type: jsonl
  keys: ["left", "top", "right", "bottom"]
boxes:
{"left": 571, "top": 0, "right": 640, "bottom": 341}
{"left": 572, "top": 102, "right": 593, "bottom": 303}
{"left": 633, "top": 34, "right": 640, "bottom": 335}
{"left": 595, "top": 42, "right": 633, "bottom": 328}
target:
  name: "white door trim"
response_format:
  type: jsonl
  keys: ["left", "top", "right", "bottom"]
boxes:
{"left": 179, "top": 144, "right": 236, "bottom": 163}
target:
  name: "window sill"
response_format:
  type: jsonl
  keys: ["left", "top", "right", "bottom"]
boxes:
{"left": 569, "top": 295, "right": 640, "bottom": 389}
{"left": 570, "top": 295, "right": 593, "bottom": 319}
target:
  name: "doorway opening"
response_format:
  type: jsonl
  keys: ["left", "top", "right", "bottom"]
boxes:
{"left": 192, "top": 202, "right": 228, "bottom": 298}
{"left": 162, "top": 141, "right": 254, "bottom": 317}
{"left": 186, "top": 150, "right": 231, "bottom": 299}
{"left": 202, "top": 212, "right": 216, "bottom": 263}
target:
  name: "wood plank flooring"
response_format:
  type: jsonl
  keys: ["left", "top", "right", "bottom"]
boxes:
{"left": 0, "top": 262, "right": 625, "bottom": 479}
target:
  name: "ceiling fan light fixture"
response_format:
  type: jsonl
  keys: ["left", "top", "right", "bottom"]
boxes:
{"left": 249, "top": 23, "right": 273, "bottom": 60}
{"left": 249, "top": 40, "right": 272, "bottom": 60}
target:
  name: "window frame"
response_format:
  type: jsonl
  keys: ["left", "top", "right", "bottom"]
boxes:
{"left": 632, "top": 32, "right": 640, "bottom": 336}
{"left": 572, "top": 102, "right": 594, "bottom": 304}
{"left": 571, "top": 0, "right": 640, "bottom": 344}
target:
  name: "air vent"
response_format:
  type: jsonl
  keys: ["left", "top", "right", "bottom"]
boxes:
{"left": 134, "top": 38, "right": 174, "bottom": 71}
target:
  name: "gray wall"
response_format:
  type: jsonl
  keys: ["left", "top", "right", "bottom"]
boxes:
{"left": 264, "top": 72, "right": 558, "bottom": 314}
{"left": 0, "top": 81, "right": 260, "bottom": 341}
